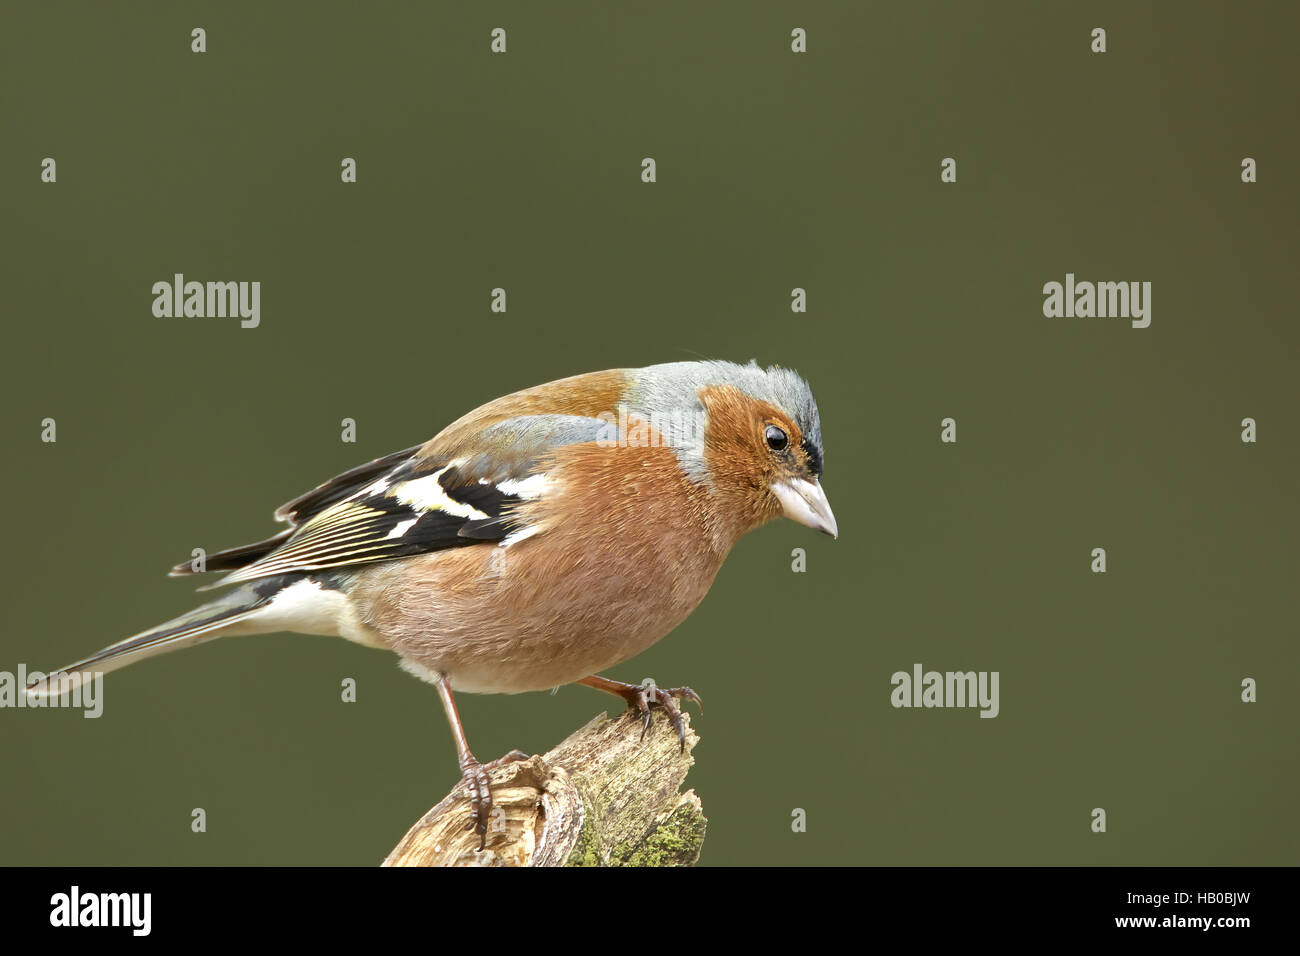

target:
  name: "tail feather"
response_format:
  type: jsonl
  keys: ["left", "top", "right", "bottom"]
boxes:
{"left": 26, "top": 577, "right": 290, "bottom": 700}
{"left": 168, "top": 530, "right": 293, "bottom": 577}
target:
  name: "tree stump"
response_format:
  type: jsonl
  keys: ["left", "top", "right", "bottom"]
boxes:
{"left": 383, "top": 710, "right": 705, "bottom": 867}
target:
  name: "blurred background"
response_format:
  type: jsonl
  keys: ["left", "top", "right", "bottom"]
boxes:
{"left": 1, "top": 0, "right": 1295, "bottom": 865}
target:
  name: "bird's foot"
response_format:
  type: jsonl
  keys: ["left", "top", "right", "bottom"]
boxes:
{"left": 582, "top": 676, "right": 702, "bottom": 752}
{"left": 458, "top": 749, "right": 529, "bottom": 850}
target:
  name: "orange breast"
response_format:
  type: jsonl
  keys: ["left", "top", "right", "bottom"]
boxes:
{"left": 347, "top": 440, "right": 731, "bottom": 693}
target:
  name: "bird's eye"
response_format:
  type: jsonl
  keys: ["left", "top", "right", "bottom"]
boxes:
{"left": 765, "top": 425, "right": 788, "bottom": 451}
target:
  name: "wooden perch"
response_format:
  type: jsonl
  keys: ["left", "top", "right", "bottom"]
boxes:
{"left": 383, "top": 710, "right": 705, "bottom": 867}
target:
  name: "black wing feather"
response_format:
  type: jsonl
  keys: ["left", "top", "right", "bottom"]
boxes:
{"left": 174, "top": 414, "right": 604, "bottom": 588}
{"left": 198, "top": 458, "right": 533, "bottom": 589}
{"left": 273, "top": 443, "right": 423, "bottom": 523}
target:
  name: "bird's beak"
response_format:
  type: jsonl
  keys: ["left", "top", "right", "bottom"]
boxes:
{"left": 772, "top": 478, "right": 838, "bottom": 539}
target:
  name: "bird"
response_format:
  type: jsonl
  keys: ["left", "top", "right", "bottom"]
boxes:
{"left": 27, "top": 359, "right": 837, "bottom": 847}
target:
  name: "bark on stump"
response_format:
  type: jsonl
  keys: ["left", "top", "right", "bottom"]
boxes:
{"left": 383, "top": 710, "right": 705, "bottom": 867}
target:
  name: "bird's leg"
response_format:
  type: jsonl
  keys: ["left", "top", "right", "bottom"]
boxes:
{"left": 577, "top": 675, "right": 703, "bottom": 752}
{"left": 433, "top": 674, "right": 527, "bottom": 850}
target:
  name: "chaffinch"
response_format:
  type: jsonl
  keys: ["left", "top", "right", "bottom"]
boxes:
{"left": 29, "top": 359, "right": 836, "bottom": 845}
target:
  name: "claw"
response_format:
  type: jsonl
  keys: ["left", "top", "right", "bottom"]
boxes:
{"left": 457, "top": 760, "right": 492, "bottom": 849}
{"left": 677, "top": 686, "right": 703, "bottom": 713}
{"left": 578, "top": 675, "right": 703, "bottom": 752}
{"left": 457, "top": 749, "right": 531, "bottom": 850}
{"left": 435, "top": 674, "right": 532, "bottom": 852}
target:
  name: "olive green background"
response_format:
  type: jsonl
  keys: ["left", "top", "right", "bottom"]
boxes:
{"left": 2, "top": 1, "right": 1295, "bottom": 866}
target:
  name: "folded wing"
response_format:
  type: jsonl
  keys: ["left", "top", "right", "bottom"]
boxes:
{"left": 174, "top": 414, "right": 609, "bottom": 589}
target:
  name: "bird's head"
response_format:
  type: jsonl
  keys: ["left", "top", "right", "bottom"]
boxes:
{"left": 627, "top": 360, "right": 837, "bottom": 543}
